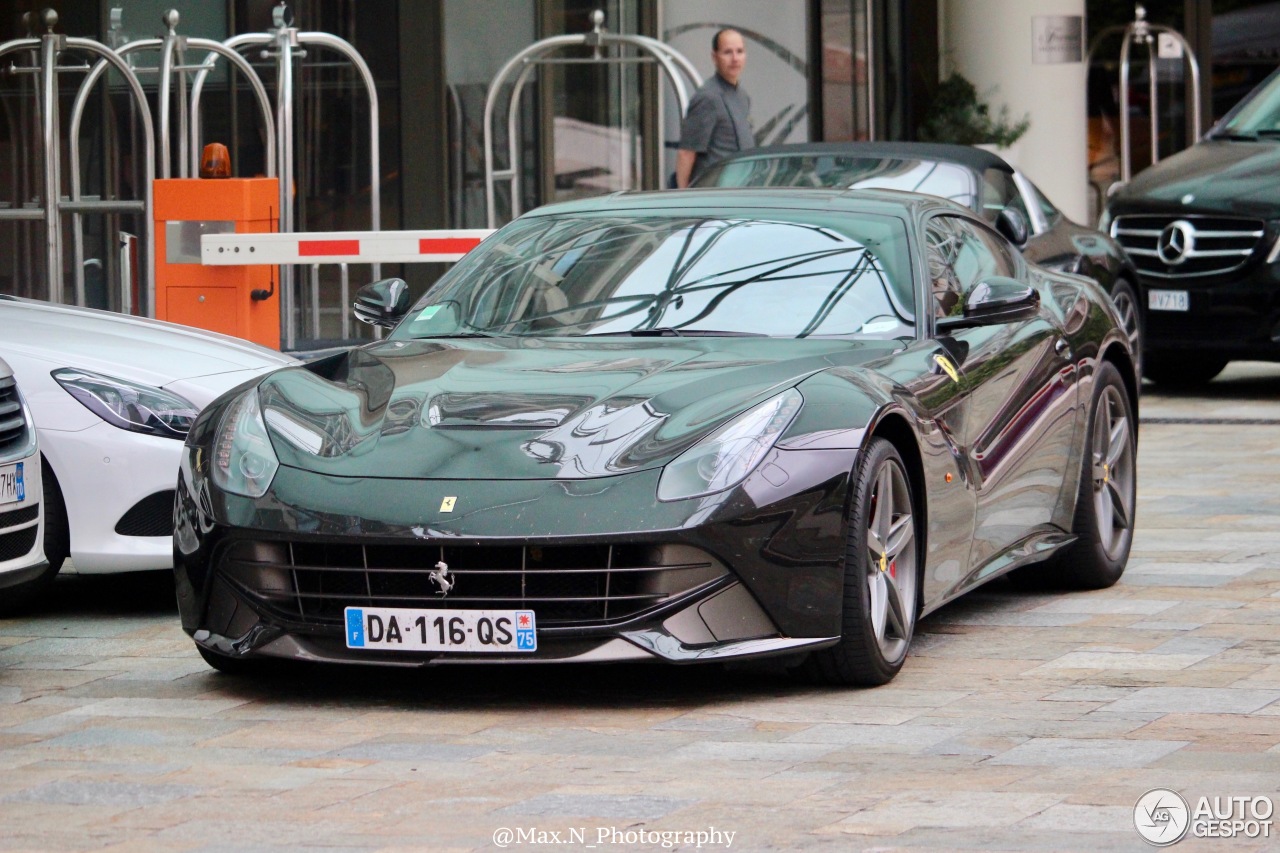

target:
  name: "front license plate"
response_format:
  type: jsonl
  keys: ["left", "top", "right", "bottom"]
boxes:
{"left": 0, "top": 462, "right": 24, "bottom": 506}
{"left": 1149, "top": 289, "right": 1189, "bottom": 312}
{"left": 344, "top": 606, "right": 537, "bottom": 653}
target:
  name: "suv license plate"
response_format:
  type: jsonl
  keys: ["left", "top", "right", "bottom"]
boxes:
{"left": 0, "top": 461, "right": 24, "bottom": 506}
{"left": 1149, "top": 289, "right": 1189, "bottom": 311}
{"left": 344, "top": 606, "right": 537, "bottom": 652}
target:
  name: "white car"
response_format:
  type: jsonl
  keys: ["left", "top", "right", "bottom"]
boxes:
{"left": 0, "top": 297, "right": 296, "bottom": 591}
{"left": 0, "top": 354, "right": 48, "bottom": 614}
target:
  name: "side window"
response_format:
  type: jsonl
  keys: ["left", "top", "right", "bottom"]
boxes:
{"left": 980, "top": 168, "right": 1032, "bottom": 228}
{"left": 926, "top": 216, "right": 1018, "bottom": 321}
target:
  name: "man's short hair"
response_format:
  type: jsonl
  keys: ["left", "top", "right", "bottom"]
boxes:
{"left": 712, "top": 28, "right": 739, "bottom": 52}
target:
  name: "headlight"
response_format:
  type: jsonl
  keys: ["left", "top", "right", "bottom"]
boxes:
{"left": 657, "top": 388, "right": 802, "bottom": 501}
{"left": 53, "top": 368, "right": 198, "bottom": 439}
{"left": 212, "top": 389, "right": 279, "bottom": 498}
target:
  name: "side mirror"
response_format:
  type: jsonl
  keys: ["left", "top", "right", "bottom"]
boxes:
{"left": 936, "top": 276, "right": 1040, "bottom": 331}
{"left": 996, "top": 206, "right": 1029, "bottom": 247}
{"left": 353, "top": 278, "right": 411, "bottom": 328}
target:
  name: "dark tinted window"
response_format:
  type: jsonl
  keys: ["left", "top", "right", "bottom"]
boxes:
{"left": 979, "top": 168, "right": 1032, "bottom": 229}
{"left": 925, "top": 215, "right": 1017, "bottom": 320}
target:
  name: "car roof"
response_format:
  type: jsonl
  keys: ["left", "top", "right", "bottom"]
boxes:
{"left": 713, "top": 141, "right": 1015, "bottom": 175}
{"left": 525, "top": 186, "right": 974, "bottom": 220}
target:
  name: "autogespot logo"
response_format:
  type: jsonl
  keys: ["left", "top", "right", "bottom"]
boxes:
{"left": 1135, "top": 788, "right": 1191, "bottom": 846}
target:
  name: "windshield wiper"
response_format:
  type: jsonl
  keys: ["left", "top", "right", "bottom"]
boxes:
{"left": 1211, "top": 130, "right": 1259, "bottom": 140}
{"left": 409, "top": 330, "right": 500, "bottom": 339}
{"left": 584, "top": 328, "right": 766, "bottom": 338}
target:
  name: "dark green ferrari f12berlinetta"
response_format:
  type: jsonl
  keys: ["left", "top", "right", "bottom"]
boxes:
{"left": 176, "top": 189, "right": 1138, "bottom": 685}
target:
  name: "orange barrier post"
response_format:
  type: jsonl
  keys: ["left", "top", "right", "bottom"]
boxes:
{"left": 153, "top": 177, "right": 280, "bottom": 349}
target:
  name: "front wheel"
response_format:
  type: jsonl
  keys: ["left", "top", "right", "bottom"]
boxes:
{"left": 802, "top": 437, "right": 919, "bottom": 686}
{"left": 1109, "top": 279, "right": 1143, "bottom": 376}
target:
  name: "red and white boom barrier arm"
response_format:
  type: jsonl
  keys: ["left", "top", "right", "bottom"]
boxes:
{"left": 200, "top": 229, "right": 496, "bottom": 266}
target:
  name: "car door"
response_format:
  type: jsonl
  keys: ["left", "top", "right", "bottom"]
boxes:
{"left": 924, "top": 214, "right": 1078, "bottom": 581}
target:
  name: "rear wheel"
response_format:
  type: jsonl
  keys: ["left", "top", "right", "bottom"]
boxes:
{"left": 803, "top": 437, "right": 918, "bottom": 686}
{"left": 1018, "top": 361, "right": 1136, "bottom": 589}
{"left": 1143, "top": 353, "right": 1227, "bottom": 388}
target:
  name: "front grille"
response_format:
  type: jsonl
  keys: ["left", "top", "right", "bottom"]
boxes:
{"left": 0, "top": 375, "right": 29, "bottom": 455}
{"left": 0, "top": 525, "right": 38, "bottom": 563}
{"left": 0, "top": 505, "right": 39, "bottom": 530}
{"left": 1111, "top": 215, "right": 1267, "bottom": 279}
{"left": 114, "top": 491, "right": 175, "bottom": 537}
{"left": 218, "top": 539, "right": 728, "bottom": 628}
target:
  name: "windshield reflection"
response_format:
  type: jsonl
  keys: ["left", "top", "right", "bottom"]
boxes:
{"left": 393, "top": 213, "right": 915, "bottom": 341}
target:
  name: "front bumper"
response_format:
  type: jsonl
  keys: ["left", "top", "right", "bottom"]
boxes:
{"left": 1140, "top": 261, "right": 1280, "bottom": 357}
{"left": 40, "top": 422, "right": 179, "bottom": 573}
{"left": 0, "top": 451, "right": 45, "bottom": 583}
{"left": 175, "top": 445, "right": 857, "bottom": 668}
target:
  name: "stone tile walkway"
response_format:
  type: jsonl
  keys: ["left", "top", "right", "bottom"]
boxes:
{"left": 2, "top": 364, "right": 1279, "bottom": 851}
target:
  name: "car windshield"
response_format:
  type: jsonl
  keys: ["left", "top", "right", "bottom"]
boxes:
{"left": 1218, "top": 71, "right": 1280, "bottom": 136}
{"left": 696, "top": 155, "right": 978, "bottom": 209}
{"left": 391, "top": 211, "right": 915, "bottom": 340}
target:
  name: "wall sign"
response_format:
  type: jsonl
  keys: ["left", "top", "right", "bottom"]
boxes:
{"left": 1032, "top": 15, "right": 1084, "bottom": 65}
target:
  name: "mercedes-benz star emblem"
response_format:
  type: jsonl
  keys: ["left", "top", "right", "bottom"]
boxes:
{"left": 1156, "top": 220, "right": 1195, "bottom": 266}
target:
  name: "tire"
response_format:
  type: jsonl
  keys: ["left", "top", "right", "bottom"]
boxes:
{"left": 0, "top": 458, "right": 68, "bottom": 616}
{"left": 1020, "top": 361, "right": 1136, "bottom": 589}
{"left": 1143, "top": 353, "right": 1227, "bottom": 388}
{"left": 1108, "top": 279, "right": 1143, "bottom": 376}
{"left": 802, "top": 437, "right": 919, "bottom": 686}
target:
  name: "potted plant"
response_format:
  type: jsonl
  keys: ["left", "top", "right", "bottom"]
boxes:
{"left": 919, "top": 74, "right": 1030, "bottom": 162}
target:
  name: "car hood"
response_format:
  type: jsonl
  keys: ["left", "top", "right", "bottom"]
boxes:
{"left": 256, "top": 336, "right": 898, "bottom": 480}
{"left": 1113, "top": 140, "right": 1280, "bottom": 217}
{"left": 0, "top": 298, "right": 295, "bottom": 396}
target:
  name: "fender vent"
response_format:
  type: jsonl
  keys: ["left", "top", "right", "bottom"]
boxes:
{"left": 114, "top": 491, "right": 176, "bottom": 537}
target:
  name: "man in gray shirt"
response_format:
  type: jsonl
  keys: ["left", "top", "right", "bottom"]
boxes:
{"left": 675, "top": 28, "right": 754, "bottom": 188}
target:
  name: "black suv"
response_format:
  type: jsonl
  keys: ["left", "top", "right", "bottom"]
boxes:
{"left": 1104, "top": 67, "right": 1280, "bottom": 387}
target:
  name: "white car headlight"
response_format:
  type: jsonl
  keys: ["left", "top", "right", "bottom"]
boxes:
{"left": 657, "top": 388, "right": 802, "bottom": 502}
{"left": 212, "top": 389, "right": 279, "bottom": 498}
{"left": 53, "top": 368, "right": 198, "bottom": 439}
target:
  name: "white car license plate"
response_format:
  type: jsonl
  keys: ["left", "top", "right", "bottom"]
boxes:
{"left": 344, "top": 606, "right": 537, "bottom": 652}
{"left": 1149, "top": 289, "right": 1189, "bottom": 312}
{"left": 0, "top": 461, "right": 24, "bottom": 506}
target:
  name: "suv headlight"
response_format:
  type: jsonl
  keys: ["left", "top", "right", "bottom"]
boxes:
{"left": 53, "top": 368, "right": 198, "bottom": 439}
{"left": 212, "top": 389, "right": 279, "bottom": 498}
{"left": 657, "top": 388, "right": 802, "bottom": 501}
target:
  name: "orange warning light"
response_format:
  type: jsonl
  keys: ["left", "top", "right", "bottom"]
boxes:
{"left": 200, "top": 142, "right": 231, "bottom": 179}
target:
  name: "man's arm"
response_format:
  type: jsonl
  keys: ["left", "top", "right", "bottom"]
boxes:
{"left": 675, "top": 91, "right": 714, "bottom": 189}
{"left": 675, "top": 149, "right": 698, "bottom": 189}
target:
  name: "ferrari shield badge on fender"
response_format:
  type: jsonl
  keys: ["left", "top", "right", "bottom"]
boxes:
{"left": 933, "top": 354, "right": 961, "bottom": 384}
{"left": 440, "top": 496, "right": 457, "bottom": 512}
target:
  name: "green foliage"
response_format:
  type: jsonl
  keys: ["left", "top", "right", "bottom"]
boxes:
{"left": 919, "top": 74, "right": 1030, "bottom": 147}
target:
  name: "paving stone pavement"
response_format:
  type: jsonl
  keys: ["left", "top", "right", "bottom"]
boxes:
{"left": 3, "top": 364, "right": 1280, "bottom": 852}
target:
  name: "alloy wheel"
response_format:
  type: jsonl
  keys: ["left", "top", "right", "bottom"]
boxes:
{"left": 865, "top": 459, "right": 917, "bottom": 661}
{"left": 1091, "top": 384, "right": 1135, "bottom": 559}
